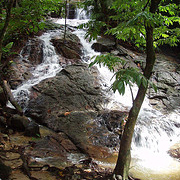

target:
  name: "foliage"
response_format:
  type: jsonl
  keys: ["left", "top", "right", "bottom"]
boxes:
{"left": 79, "top": 20, "right": 107, "bottom": 41}
{"left": 83, "top": 0, "right": 180, "bottom": 48}
{"left": 0, "top": 0, "right": 63, "bottom": 62}
{"left": 89, "top": 54, "right": 157, "bottom": 95}
{"left": 1, "top": 0, "right": 62, "bottom": 43}
{"left": 85, "top": 0, "right": 178, "bottom": 178}
{"left": 108, "top": 0, "right": 180, "bottom": 48}
{"left": 85, "top": 0, "right": 179, "bottom": 95}
{"left": 79, "top": 0, "right": 115, "bottom": 40}
{"left": 2, "top": 42, "right": 14, "bottom": 58}
{"left": 89, "top": 53, "right": 126, "bottom": 72}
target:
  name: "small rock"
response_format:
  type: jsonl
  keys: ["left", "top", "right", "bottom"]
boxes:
{"left": 9, "top": 115, "right": 30, "bottom": 131}
{"left": 91, "top": 37, "right": 115, "bottom": 52}
{"left": 24, "top": 121, "right": 40, "bottom": 137}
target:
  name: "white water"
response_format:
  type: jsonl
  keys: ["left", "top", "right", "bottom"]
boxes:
{"left": 11, "top": 8, "right": 180, "bottom": 179}
{"left": 11, "top": 31, "right": 61, "bottom": 109}
{"left": 55, "top": 10, "right": 180, "bottom": 179}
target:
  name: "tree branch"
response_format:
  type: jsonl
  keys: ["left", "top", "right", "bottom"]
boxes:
{"left": 129, "top": 84, "right": 134, "bottom": 105}
{"left": 0, "top": 0, "right": 14, "bottom": 63}
{"left": 143, "top": 0, "right": 150, "bottom": 11}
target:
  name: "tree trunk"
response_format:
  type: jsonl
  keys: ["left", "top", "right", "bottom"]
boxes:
{"left": 63, "top": 0, "right": 68, "bottom": 43}
{"left": 0, "top": 0, "right": 14, "bottom": 83}
{"left": 0, "top": 0, "right": 14, "bottom": 64}
{"left": 3, "top": 80, "right": 23, "bottom": 114}
{"left": 113, "top": 0, "right": 161, "bottom": 179}
{"left": 0, "top": 0, "right": 23, "bottom": 115}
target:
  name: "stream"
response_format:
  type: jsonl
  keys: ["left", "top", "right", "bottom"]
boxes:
{"left": 12, "top": 8, "right": 180, "bottom": 180}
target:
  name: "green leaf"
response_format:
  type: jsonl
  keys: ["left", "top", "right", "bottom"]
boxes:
{"left": 142, "top": 77, "right": 148, "bottom": 88}
{"left": 5, "top": 42, "right": 14, "bottom": 49}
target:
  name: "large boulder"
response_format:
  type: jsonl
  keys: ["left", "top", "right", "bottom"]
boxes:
{"left": 51, "top": 32, "right": 82, "bottom": 60}
{"left": 25, "top": 63, "right": 129, "bottom": 158}
{"left": 148, "top": 54, "right": 180, "bottom": 112}
{"left": 25, "top": 63, "right": 113, "bottom": 158}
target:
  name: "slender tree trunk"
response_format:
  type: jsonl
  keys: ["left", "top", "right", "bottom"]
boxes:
{"left": 113, "top": 0, "right": 161, "bottom": 179}
{"left": 0, "top": 0, "right": 22, "bottom": 114}
{"left": 63, "top": 0, "right": 68, "bottom": 43}
{"left": 0, "top": 0, "right": 14, "bottom": 64}
{"left": 0, "top": 0, "right": 14, "bottom": 82}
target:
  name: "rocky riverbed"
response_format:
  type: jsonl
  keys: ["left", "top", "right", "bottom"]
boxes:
{"left": 0, "top": 20, "right": 180, "bottom": 180}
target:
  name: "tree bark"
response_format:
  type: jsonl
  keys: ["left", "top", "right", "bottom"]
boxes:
{"left": 3, "top": 80, "right": 23, "bottom": 114}
{"left": 113, "top": 0, "right": 161, "bottom": 179}
{"left": 0, "top": 0, "right": 14, "bottom": 85}
{"left": 0, "top": 0, "right": 23, "bottom": 115}
{"left": 63, "top": 0, "right": 68, "bottom": 43}
{"left": 0, "top": 0, "right": 14, "bottom": 63}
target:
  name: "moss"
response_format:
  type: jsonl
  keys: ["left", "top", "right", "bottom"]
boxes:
{"left": 44, "top": 20, "right": 62, "bottom": 31}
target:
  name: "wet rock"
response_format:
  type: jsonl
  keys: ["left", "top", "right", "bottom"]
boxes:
{"left": 31, "top": 129, "right": 79, "bottom": 156}
{"left": 25, "top": 64, "right": 113, "bottom": 158}
{"left": 92, "top": 37, "right": 115, "bottom": 53}
{"left": 3, "top": 152, "right": 23, "bottom": 169}
{"left": 114, "top": 45, "right": 128, "bottom": 57}
{"left": 21, "top": 39, "right": 44, "bottom": 65}
{"left": 26, "top": 63, "right": 103, "bottom": 121}
{"left": 9, "top": 115, "right": 30, "bottom": 131}
{"left": 168, "top": 143, "right": 180, "bottom": 160}
{"left": 44, "top": 20, "right": 62, "bottom": 30}
{"left": 148, "top": 54, "right": 180, "bottom": 112}
{"left": 87, "top": 110, "right": 128, "bottom": 149}
{"left": 168, "top": 147, "right": 180, "bottom": 160}
{"left": 58, "top": 56, "right": 82, "bottom": 67}
{"left": 68, "top": 4, "right": 76, "bottom": 19}
{"left": 51, "top": 32, "right": 82, "bottom": 59}
{"left": 102, "top": 110, "right": 128, "bottom": 132}
{"left": 9, "top": 170, "right": 31, "bottom": 180}
{"left": 9, "top": 39, "right": 44, "bottom": 89}
{"left": 0, "top": 116, "right": 6, "bottom": 126}
{"left": 24, "top": 121, "right": 40, "bottom": 137}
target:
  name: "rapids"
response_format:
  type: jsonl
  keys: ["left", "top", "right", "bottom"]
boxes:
{"left": 54, "top": 8, "right": 180, "bottom": 180}
{"left": 11, "top": 6, "right": 180, "bottom": 180}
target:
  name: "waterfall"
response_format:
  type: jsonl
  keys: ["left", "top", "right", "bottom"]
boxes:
{"left": 11, "top": 31, "right": 61, "bottom": 109}
{"left": 10, "top": 7, "right": 180, "bottom": 180}
{"left": 55, "top": 10, "right": 180, "bottom": 179}
{"left": 75, "top": 8, "right": 90, "bottom": 20}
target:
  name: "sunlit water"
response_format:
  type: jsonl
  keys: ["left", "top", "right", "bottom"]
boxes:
{"left": 11, "top": 31, "right": 62, "bottom": 109}
{"left": 11, "top": 8, "right": 180, "bottom": 180}
{"left": 55, "top": 10, "right": 180, "bottom": 180}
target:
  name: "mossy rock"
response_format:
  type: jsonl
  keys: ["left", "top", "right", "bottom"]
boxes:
{"left": 44, "top": 20, "right": 62, "bottom": 30}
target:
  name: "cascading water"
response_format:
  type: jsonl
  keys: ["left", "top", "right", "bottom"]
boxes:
{"left": 10, "top": 7, "right": 180, "bottom": 179}
{"left": 11, "top": 31, "right": 61, "bottom": 109}
{"left": 55, "top": 9, "right": 180, "bottom": 180}
{"left": 75, "top": 8, "right": 90, "bottom": 20}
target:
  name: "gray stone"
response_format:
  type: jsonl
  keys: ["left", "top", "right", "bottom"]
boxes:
{"left": 9, "top": 39, "right": 44, "bottom": 89}
{"left": 25, "top": 63, "right": 111, "bottom": 157}
{"left": 91, "top": 37, "right": 115, "bottom": 52}
{"left": 51, "top": 32, "right": 82, "bottom": 59}
{"left": 24, "top": 121, "right": 40, "bottom": 137}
